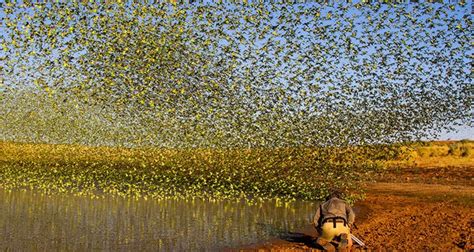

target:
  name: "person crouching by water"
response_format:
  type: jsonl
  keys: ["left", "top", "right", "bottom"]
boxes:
{"left": 313, "top": 190, "right": 355, "bottom": 251}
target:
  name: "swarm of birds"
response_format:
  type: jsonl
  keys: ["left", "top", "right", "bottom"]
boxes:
{"left": 0, "top": 1, "right": 471, "bottom": 201}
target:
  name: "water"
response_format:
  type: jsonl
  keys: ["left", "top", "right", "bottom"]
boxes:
{"left": 0, "top": 189, "right": 317, "bottom": 251}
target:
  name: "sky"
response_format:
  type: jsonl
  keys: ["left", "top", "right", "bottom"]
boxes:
{"left": 1, "top": 1, "right": 472, "bottom": 143}
{"left": 436, "top": 125, "right": 473, "bottom": 140}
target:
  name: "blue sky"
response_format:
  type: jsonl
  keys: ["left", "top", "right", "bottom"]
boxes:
{"left": 1, "top": 1, "right": 472, "bottom": 142}
{"left": 436, "top": 125, "right": 473, "bottom": 140}
{"left": 201, "top": 0, "right": 474, "bottom": 141}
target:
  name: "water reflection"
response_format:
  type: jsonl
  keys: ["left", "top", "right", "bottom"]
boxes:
{"left": 0, "top": 189, "right": 316, "bottom": 250}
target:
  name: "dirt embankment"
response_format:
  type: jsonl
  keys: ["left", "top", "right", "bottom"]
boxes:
{"left": 233, "top": 164, "right": 474, "bottom": 251}
{"left": 354, "top": 193, "right": 472, "bottom": 251}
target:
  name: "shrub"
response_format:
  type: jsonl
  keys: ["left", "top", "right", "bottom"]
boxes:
{"left": 460, "top": 146, "right": 471, "bottom": 157}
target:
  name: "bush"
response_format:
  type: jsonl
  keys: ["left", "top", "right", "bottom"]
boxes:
{"left": 460, "top": 146, "right": 471, "bottom": 157}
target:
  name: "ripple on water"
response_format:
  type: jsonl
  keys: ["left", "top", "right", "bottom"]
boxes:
{"left": 0, "top": 189, "right": 317, "bottom": 250}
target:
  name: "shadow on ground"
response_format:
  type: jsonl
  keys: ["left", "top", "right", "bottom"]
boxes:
{"left": 279, "top": 231, "right": 320, "bottom": 248}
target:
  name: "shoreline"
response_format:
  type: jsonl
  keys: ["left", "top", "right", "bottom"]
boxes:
{"left": 229, "top": 179, "right": 473, "bottom": 251}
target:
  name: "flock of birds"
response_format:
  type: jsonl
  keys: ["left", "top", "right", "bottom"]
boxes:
{"left": 0, "top": 1, "right": 470, "bottom": 200}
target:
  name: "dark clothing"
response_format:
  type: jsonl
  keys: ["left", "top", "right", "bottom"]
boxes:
{"left": 313, "top": 197, "right": 355, "bottom": 228}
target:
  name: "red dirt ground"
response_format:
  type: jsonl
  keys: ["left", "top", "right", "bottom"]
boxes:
{"left": 232, "top": 166, "right": 474, "bottom": 251}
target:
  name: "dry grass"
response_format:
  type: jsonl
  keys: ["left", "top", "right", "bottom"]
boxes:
{"left": 1, "top": 140, "right": 472, "bottom": 201}
{"left": 387, "top": 140, "right": 474, "bottom": 168}
{"left": 367, "top": 182, "right": 474, "bottom": 206}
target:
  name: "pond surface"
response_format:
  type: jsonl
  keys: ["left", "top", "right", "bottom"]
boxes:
{"left": 0, "top": 189, "right": 317, "bottom": 251}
